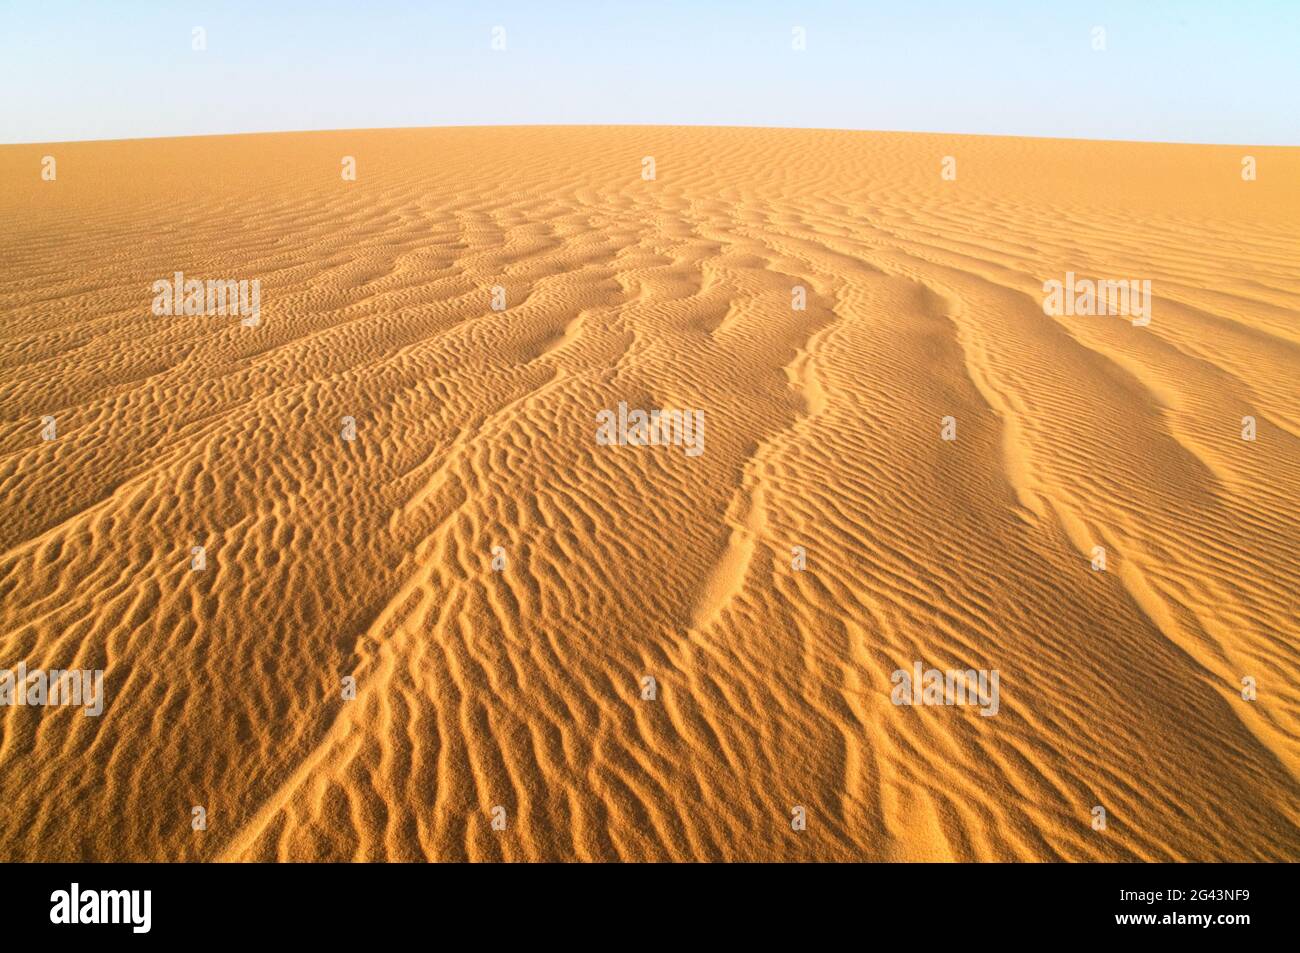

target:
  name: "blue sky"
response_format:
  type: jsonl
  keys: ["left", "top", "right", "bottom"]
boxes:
{"left": 2, "top": 0, "right": 1297, "bottom": 144}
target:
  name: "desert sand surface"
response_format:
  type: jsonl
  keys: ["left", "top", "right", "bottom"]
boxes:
{"left": 1, "top": 126, "right": 1298, "bottom": 861}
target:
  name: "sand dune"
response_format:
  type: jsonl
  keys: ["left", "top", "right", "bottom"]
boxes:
{"left": 0, "top": 126, "right": 1297, "bottom": 861}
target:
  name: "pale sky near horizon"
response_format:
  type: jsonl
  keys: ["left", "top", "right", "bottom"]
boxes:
{"left": 2, "top": 0, "right": 1297, "bottom": 145}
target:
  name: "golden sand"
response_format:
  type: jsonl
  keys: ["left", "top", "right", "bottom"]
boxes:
{"left": 0, "top": 127, "right": 1297, "bottom": 861}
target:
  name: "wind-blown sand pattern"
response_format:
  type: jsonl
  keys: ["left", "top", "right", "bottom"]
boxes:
{"left": 1, "top": 127, "right": 1298, "bottom": 861}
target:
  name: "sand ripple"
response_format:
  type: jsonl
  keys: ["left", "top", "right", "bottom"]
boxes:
{"left": 1, "top": 127, "right": 1297, "bottom": 860}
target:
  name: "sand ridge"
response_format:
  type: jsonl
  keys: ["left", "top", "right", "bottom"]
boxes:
{"left": 0, "top": 126, "right": 1297, "bottom": 860}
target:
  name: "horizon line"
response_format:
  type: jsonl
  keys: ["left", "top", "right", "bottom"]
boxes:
{"left": 3, "top": 122, "right": 1295, "bottom": 150}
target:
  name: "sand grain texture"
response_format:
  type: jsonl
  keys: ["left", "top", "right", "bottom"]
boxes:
{"left": 1, "top": 127, "right": 1298, "bottom": 860}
